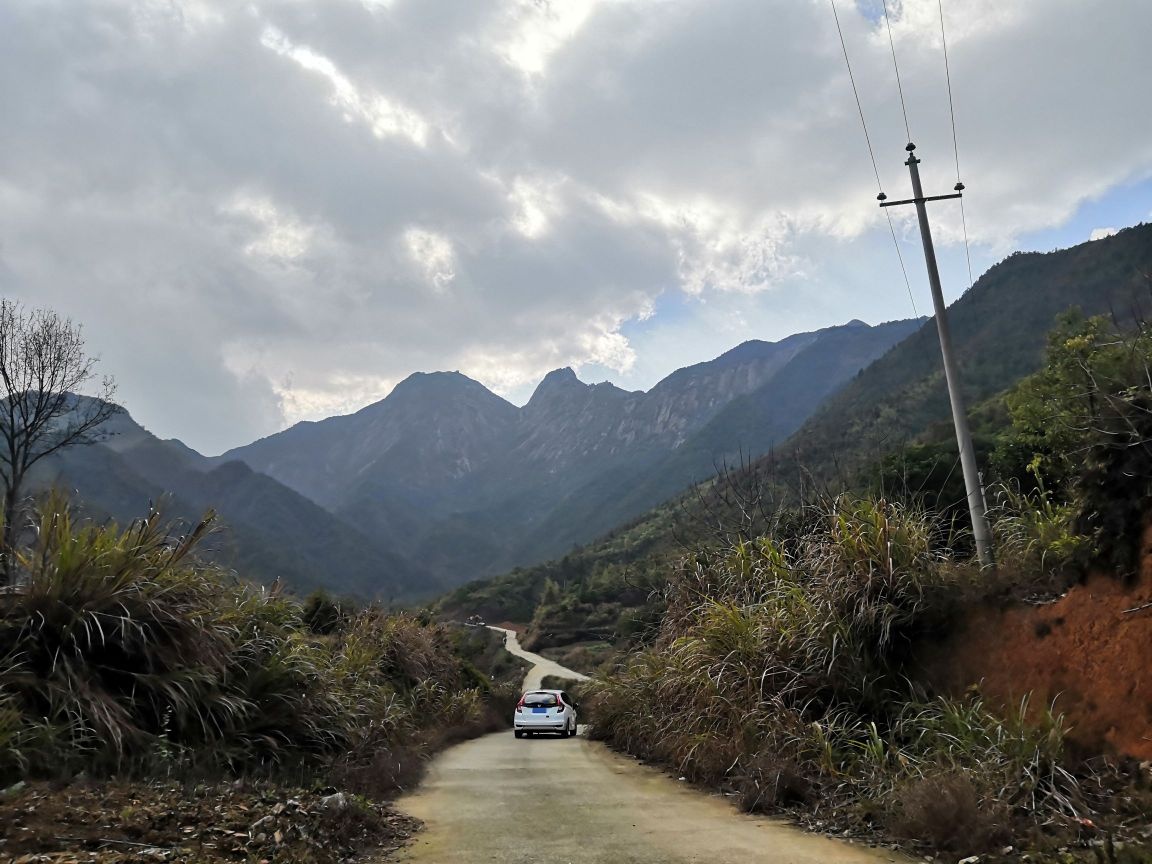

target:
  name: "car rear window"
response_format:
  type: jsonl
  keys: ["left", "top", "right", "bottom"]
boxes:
{"left": 523, "top": 692, "right": 559, "bottom": 707}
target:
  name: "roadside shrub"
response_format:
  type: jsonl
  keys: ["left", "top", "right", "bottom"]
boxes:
{"left": 888, "top": 770, "right": 1011, "bottom": 853}
{"left": 0, "top": 679, "right": 45, "bottom": 775}
{"left": 736, "top": 754, "right": 814, "bottom": 813}
{"left": 885, "top": 696, "right": 1078, "bottom": 816}
{"left": 1075, "top": 388, "right": 1152, "bottom": 575}
{"left": 302, "top": 590, "right": 351, "bottom": 635}
{"left": 204, "top": 592, "right": 345, "bottom": 767}
{"left": 0, "top": 498, "right": 506, "bottom": 788}
{"left": 1, "top": 504, "right": 229, "bottom": 769}
{"left": 994, "top": 314, "right": 1152, "bottom": 576}
{"left": 584, "top": 495, "right": 1084, "bottom": 845}
{"left": 989, "top": 473, "right": 1089, "bottom": 590}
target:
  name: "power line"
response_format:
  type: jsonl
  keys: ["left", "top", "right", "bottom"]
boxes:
{"left": 829, "top": 0, "right": 918, "bottom": 318}
{"left": 937, "top": 0, "right": 961, "bottom": 182}
{"left": 957, "top": 198, "right": 975, "bottom": 289}
{"left": 829, "top": 0, "right": 882, "bottom": 191}
{"left": 937, "top": 0, "right": 976, "bottom": 290}
{"left": 881, "top": 0, "right": 912, "bottom": 143}
{"left": 885, "top": 211, "right": 918, "bottom": 317}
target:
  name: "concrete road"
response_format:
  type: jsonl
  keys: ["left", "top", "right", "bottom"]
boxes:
{"left": 387, "top": 629, "right": 904, "bottom": 864}
{"left": 487, "top": 625, "right": 589, "bottom": 691}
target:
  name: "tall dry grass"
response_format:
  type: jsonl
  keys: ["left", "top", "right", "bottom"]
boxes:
{"left": 585, "top": 496, "right": 1085, "bottom": 851}
{"left": 0, "top": 497, "right": 512, "bottom": 788}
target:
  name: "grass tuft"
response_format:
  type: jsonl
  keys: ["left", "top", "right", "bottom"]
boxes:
{"left": 584, "top": 495, "right": 1086, "bottom": 851}
{"left": 1, "top": 496, "right": 510, "bottom": 791}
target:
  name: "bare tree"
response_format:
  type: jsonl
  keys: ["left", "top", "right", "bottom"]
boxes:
{"left": 0, "top": 300, "right": 116, "bottom": 580}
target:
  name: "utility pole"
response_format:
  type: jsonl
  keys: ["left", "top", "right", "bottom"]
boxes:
{"left": 880, "top": 143, "right": 994, "bottom": 568}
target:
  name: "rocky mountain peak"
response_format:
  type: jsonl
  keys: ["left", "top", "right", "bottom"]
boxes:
{"left": 363, "top": 370, "right": 515, "bottom": 420}
{"left": 527, "top": 367, "right": 587, "bottom": 406}
{"left": 216, "top": 312, "right": 928, "bottom": 590}
{"left": 391, "top": 370, "right": 479, "bottom": 398}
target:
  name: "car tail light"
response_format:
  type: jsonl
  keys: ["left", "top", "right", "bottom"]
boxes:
{"left": 515, "top": 696, "right": 524, "bottom": 714}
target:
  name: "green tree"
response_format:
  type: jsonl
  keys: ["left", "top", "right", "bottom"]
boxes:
{"left": 994, "top": 313, "right": 1127, "bottom": 489}
{"left": 539, "top": 577, "right": 561, "bottom": 606}
{"left": 995, "top": 312, "right": 1152, "bottom": 572}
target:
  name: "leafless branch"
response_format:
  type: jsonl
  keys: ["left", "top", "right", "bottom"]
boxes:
{"left": 0, "top": 299, "right": 117, "bottom": 580}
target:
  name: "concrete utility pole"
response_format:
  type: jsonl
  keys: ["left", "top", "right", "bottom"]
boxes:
{"left": 880, "top": 143, "right": 994, "bottom": 568}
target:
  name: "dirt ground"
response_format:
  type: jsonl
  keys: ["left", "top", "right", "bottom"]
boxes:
{"left": 924, "top": 531, "right": 1152, "bottom": 760}
{"left": 0, "top": 779, "right": 419, "bottom": 863}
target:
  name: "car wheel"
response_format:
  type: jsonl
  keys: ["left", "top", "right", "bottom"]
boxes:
{"left": 514, "top": 730, "right": 523, "bottom": 739}
{"left": 569, "top": 722, "right": 577, "bottom": 738}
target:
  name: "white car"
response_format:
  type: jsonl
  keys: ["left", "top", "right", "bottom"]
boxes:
{"left": 513, "top": 689, "right": 578, "bottom": 738}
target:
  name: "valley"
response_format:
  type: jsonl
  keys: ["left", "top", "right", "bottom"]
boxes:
{"left": 8, "top": 210, "right": 1152, "bottom": 864}
{"left": 4, "top": 3, "right": 1152, "bottom": 862}
{"left": 24, "top": 223, "right": 1152, "bottom": 608}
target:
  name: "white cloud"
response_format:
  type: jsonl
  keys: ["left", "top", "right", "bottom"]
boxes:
{"left": 0, "top": 0, "right": 1148, "bottom": 452}
{"left": 223, "top": 194, "right": 314, "bottom": 261}
{"left": 496, "top": 0, "right": 602, "bottom": 76}
{"left": 1090, "top": 227, "right": 1118, "bottom": 241}
{"left": 260, "top": 25, "right": 431, "bottom": 146}
{"left": 404, "top": 228, "right": 457, "bottom": 294}
{"left": 508, "top": 176, "right": 560, "bottom": 238}
{"left": 275, "top": 373, "right": 398, "bottom": 423}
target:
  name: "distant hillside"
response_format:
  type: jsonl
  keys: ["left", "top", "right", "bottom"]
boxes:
{"left": 33, "top": 405, "right": 432, "bottom": 600}
{"left": 783, "top": 223, "right": 1152, "bottom": 484}
{"left": 441, "top": 223, "right": 1152, "bottom": 636}
{"left": 499, "top": 318, "right": 923, "bottom": 565}
{"left": 222, "top": 319, "right": 916, "bottom": 589}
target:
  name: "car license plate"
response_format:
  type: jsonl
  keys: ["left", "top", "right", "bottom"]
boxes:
{"left": 532, "top": 707, "right": 547, "bottom": 714}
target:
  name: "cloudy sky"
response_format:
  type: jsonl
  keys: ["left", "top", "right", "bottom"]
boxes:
{"left": 2, "top": 0, "right": 1150, "bottom": 454}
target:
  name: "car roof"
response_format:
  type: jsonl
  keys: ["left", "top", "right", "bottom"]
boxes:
{"left": 524, "top": 689, "right": 563, "bottom": 695}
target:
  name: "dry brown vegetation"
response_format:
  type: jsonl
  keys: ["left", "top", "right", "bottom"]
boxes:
{"left": 0, "top": 497, "right": 517, "bottom": 859}
{"left": 583, "top": 494, "right": 1152, "bottom": 859}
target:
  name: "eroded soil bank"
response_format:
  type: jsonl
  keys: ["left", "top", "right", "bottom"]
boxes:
{"left": 924, "top": 549, "right": 1152, "bottom": 759}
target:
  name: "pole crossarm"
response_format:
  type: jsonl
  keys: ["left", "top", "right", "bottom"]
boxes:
{"left": 879, "top": 192, "right": 963, "bottom": 208}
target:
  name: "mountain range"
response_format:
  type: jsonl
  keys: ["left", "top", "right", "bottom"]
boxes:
{"left": 33, "top": 316, "right": 920, "bottom": 598}
{"left": 440, "top": 222, "right": 1152, "bottom": 634}
{"left": 782, "top": 223, "right": 1152, "bottom": 484}
{"left": 31, "top": 406, "right": 433, "bottom": 599}
{"left": 37, "top": 224, "right": 1151, "bottom": 600}
{"left": 218, "top": 318, "right": 920, "bottom": 587}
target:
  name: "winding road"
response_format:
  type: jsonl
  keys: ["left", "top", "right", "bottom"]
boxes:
{"left": 489, "top": 625, "right": 590, "bottom": 691}
{"left": 387, "top": 627, "right": 904, "bottom": 864}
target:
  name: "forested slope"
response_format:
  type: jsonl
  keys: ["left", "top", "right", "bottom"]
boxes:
{"left": 441, "top": 224, "right": 1152, "bottom": 637}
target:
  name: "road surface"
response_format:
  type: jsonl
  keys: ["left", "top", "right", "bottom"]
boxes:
{"left": 487, "top": 625, "right": 589, "bottom": 691}
{"left": 387, "top": 628, "right": 904, "bottom": 864}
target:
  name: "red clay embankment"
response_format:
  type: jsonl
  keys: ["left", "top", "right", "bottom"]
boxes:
{"left": 924, "top": 534, "right": 1152, "bottom": 759}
